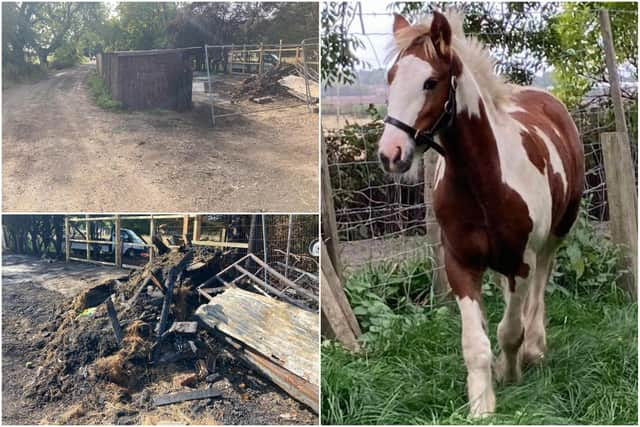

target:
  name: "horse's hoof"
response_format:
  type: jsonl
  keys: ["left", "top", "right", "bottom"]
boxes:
{"left": 522, "top": 351, "right": 545, "bottom": 368}
{"left": 494, "top": 352, "right": 522, "bottom": 384}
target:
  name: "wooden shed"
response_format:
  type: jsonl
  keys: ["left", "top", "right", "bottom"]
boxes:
{"left": 97, "top": 48, "right": 199, "bottom": 111}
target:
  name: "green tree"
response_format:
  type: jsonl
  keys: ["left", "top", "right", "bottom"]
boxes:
{"left": 547, "top": 2, "right": 638, "bottom": 108}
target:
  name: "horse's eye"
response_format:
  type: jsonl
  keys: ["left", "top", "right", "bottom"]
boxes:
{"left": 423, "top": 78, "right": 438, "bottom": 90}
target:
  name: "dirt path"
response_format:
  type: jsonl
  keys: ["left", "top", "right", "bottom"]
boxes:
{"left": 3, "top": 65, "right": 318, "bottom": 212}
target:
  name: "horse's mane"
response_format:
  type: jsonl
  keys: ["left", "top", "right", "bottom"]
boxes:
{"left": 391, "top": 10, "right": 512, "bottom": 109}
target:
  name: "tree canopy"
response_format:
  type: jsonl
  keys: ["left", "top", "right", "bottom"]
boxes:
{"left": 321, "top": 1, "right": 638, "bottom": 108}
{"left": 3, "top": 2, "right": 318, "bottom": 83}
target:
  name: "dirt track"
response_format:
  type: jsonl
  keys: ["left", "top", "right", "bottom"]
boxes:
{"left": 2, "top": 65, "right": 318, "bottom": 212}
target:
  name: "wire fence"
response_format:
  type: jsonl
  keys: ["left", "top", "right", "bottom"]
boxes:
{"left": 202, "top": 39, "right": 319, "bottom": 125}
{"left": 322, "top": 5, "right": 638, "bottom": 274}
{"left": 63, "top": 214, "right": 319, "bottom": 276}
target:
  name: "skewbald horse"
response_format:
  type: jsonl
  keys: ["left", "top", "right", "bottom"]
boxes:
{"left": 378, "top": 11, "right": 584, "bottom": 417}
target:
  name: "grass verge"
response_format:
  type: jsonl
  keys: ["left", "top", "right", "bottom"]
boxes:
{"left": 85, "top": 70, "right": 122, "bottom": 111}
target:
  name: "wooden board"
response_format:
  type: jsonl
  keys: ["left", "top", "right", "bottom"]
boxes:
{"left": 195, "top": 287, "right": 318, "bottom": 386}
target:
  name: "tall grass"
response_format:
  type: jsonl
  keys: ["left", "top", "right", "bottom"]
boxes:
{"left": 85, "top": 70, "right": 122, "bottom": 111}
{"left": 322, "top": 214, "right": 637, "bottom": 425}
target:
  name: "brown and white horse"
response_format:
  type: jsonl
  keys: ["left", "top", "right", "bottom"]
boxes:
{"left": 378, "top": 11, "right": 584, "bottom": 417}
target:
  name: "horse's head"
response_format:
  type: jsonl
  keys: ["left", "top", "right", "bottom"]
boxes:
{"left": 378, "top": 11, "right": 462, "bottom": 177}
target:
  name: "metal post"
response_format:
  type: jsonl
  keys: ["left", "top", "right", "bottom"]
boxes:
{"left": 278, "top": 39, "right": 283, "bottom": 63}
{"left": 65, "top": 216, "right": 70, "bottom": 263}
{"left": 114, "top": 214, "right": 122, "bottom": 267}
{"left": 262, "top": 214, "right": 268, "bottom": 285}
{"left": 149, "top": 215, "right": 155, "bottom": 264}
{"left": 85, "top": 214, "right": 90, "bottom": 261}
{"left": 204, "top": 44, "right": 215, "bottom": 127}
{"left": 258, "top": 42, "right": 264, "bottom": 75}
{"left": 301, "top": 39, "right": 312, "bottom": 111}
{"left": 284, "top": 214, "right": 293, "bottom": 279}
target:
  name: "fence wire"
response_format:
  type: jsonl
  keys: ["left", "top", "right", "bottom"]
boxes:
{"left": 203, "top": 39, "right": 319, "bottom": 125}
{"left": 323, "top": 5, "right": 638, "bottom": 276}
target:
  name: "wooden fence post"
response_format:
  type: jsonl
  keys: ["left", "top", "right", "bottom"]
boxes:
{"left": 115, "top": 214, "right": 122, "bottom": 267}
{"left": 321, "top": 136, "right": 344, "bottom": 280}
{"left": 182, "top": 215, "right": 190, "bottom": 244}
{"left": 65, "top": 216, "right": 70, "bottom": 263}
{"left": 193, "top": 215, "right": 201, "bottom": 242}
{"left": 600, "top": 132, "right": 637, "bottom": 298}
{"left": 321, "top": 240, "right": 361, "bottom": 352}
{"left": 423, "top": 152, "right": 449, "bottom": 298}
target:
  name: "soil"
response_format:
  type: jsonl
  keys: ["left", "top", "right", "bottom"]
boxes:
{"left": 2, "top": 253, "right": 317, "bottom": 425}
{"left": 2, "top": 64, "right": 318, "bottom": 212}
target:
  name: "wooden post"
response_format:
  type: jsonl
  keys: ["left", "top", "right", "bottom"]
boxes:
{"left": 114, "top": 214, "right": 122, "bottom": 268}
{"left": 149, "top": 215, "right": 155, "bottom": 263}
{"left": 229, "top": 44, "right": 234, "bottom": 74}
{"left": 193, "top": 215, "right": 202, "bottom": 242}
{"left": 278, "top": 40, "right": 283, "bottom": 63}
{"left": 258, "top": 42, "right": 264, "bottom": 75}
{"left": 320, "top": 240, "right": 361, "bottom": 351}
{"left": 599, "top": 9, "right": 631, "bottom": 145}
{"left": 65, "top": 216, "right": 70, "bottom": 263}
{"left": 423, "top": 152, "right": 449, "bottom": 298}
{"left": 182, "top": 215, "right": 190, "bottom": 244}
{"left": 321, "top": 136, "right": 344, "bottom": 280}
{"left": 600, "top": 132, "right": 637, "bottom": 298}
{"left": 85, "top": 214, "right": 90, "bottom": 261}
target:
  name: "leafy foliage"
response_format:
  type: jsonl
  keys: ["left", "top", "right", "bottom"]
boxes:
{"left": 321, "top": 2, "right": 367, "bottom": 87}
{"left": 86, "top": 70, "right": 122, "bottom": 111}
{"left": 547, "top": 2, "right": 638, "bottom": 108}
{"left": 550, "top": 208, "right": 627, "bottom": 296}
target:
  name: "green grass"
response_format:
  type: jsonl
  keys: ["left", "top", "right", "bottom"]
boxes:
{"left": 322, "top": 284, "right": 637, "bottom": 424}
{"left": 85, "top": 70, "right": 122, "bottom": 111}
{"left": 322, "top": 216, "right": 637, "bottom": 425}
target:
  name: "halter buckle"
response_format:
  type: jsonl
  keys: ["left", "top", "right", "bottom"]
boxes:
{"left": 450, "top": 75, "right": 457, "bottom": 91}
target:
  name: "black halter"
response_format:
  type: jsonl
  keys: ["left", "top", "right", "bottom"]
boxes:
{"left": 384, "top": 75, "right": 457, "bottom": 157}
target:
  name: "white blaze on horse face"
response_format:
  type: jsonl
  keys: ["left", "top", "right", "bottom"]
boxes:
{"left": 379, "top": 55, "right": 434, "bottom": 171}
{"left": 456, "top": 296, "right": 496, "bottom": 417}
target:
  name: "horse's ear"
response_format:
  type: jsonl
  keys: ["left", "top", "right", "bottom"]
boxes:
{"left": 393, "top": 14, "right": 410, "bottom": 35}
{"left": 430, "top": 10, "right": 452, "bottom": 57}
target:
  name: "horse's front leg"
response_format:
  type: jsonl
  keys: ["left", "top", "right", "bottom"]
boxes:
{"left": 445, "top": 249, "right": 495, "bottom": 417}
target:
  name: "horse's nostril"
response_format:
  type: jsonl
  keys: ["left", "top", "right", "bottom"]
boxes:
{"left": 391, "top": 146, "right": 402, "bottom": 164}
{"left": 379, "top": 152, "right": 390, "bottom": 170}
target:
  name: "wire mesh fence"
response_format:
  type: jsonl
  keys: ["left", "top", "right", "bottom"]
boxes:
{"left": 62, "top": 214, "right": 319, "bottom": 275}
{"left": 203, "top": 39, "right": 319, "bottom": 124}
{"left": 322, "top": 5, "right": 638, "bottom": 274}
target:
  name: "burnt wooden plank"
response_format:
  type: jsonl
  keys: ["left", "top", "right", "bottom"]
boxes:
{"left": 105, "top": 297, "right": 123, "bottom": 345}
{"left": 195, "top": 287, "right": 318, "bottom": 386}
{"left": 152, "top": 388, "right": 222, "bottom": 407}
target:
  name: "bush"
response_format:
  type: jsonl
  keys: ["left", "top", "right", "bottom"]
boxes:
{"left": 50, "top": 44, "right": 82, "bottom": 69}
{"left": 85, "top": 70, "right": 122, "bottom": 111}
{"left": 2, "top": 62, "right": 47, "bottom": 88}
{"left": 550, "top": 207, "right": 627, "bottom": 298}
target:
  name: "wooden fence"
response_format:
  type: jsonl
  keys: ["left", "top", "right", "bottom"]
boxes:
{"left": 98, "top": 48, "right": 199, "bottom": 110}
